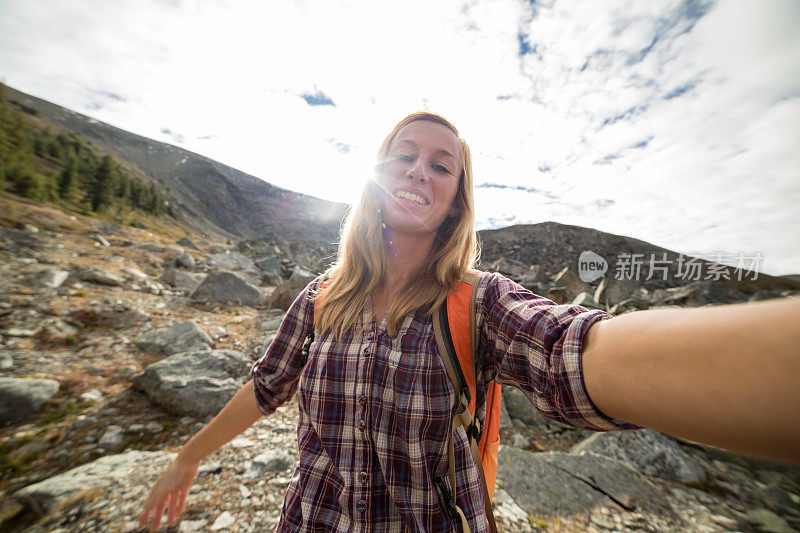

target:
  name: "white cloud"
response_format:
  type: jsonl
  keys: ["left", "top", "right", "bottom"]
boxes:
{"left": 0, "top": 0, "right": 798, "bottom": 274}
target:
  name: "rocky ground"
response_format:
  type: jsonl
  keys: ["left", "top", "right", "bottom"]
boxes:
{"left": 1, "top": 200, "right": 799, "bottom": 533}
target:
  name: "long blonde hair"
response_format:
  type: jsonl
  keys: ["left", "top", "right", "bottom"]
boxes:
{"left": 315, "top": 111, "right": 479, "bottom": 338}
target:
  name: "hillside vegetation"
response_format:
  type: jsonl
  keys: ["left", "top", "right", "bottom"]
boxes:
{"left": 0, "top": 83, "right": 174, "bottom": 230}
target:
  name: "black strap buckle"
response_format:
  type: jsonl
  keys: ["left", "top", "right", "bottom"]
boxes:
{"left": 300, "top": 332, "right": 314, "bottom": 366}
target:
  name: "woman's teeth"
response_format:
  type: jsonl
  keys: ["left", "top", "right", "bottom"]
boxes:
{"left": 395, "top": 191, "right": 428, "bottom": 205}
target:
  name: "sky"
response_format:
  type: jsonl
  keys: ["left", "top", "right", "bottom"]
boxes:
{"left": 1, "top": 0, "right": 799, "bottom": 275}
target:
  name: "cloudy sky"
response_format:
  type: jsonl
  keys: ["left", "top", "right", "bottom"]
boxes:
{"left": 1, "top": 0, "right": 799, "bottom": 275}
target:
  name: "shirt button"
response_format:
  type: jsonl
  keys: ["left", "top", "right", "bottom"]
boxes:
{"left": 363, "top": 347, "right": 370, "bottom": 354}
{"left": 357, "top": 419, "right": 366, "bottom": 430}
{"left": 359, "top": 471, "right": 369, "bottom": 485}
{"left": 358, "top": 395, "right": 367, "bottom": 406}
{"left": 366, "top": 332, "right": 374, "bottom": 340}
{"left": 357, "top": 499, "right": 367, "bottom": 513}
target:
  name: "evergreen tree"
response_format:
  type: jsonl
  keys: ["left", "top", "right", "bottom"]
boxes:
{"left": 58, "top": 151, "right": 79, "bottom": 201}
{"left": 90, "top": 155, "right": 116, "bottom": 211}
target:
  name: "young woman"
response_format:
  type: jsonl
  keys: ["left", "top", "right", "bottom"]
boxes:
{"left": 139, "top": 112, "right": 800, "bottom": 532}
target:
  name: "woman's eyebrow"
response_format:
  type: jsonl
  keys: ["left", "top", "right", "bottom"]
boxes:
{"left": 396, "top": 139, "right": 456, "bottom": 160}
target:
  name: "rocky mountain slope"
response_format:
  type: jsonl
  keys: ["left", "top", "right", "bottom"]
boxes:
{"left": 4, "top": 85, "right": 347, "bottom": 245}
{"left": 1, "top": 194, "right": 799, "bottom": 533}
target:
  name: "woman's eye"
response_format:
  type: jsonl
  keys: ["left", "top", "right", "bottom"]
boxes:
{"left": 433, "top": 164, "right": 451, "bottom": 174}
{"left": 396, "top": 154, "right": 413, "bottom": 163}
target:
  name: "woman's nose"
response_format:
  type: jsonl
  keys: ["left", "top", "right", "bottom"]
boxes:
{"left": 406, "top": 159, "right": 428, "bottom": 182}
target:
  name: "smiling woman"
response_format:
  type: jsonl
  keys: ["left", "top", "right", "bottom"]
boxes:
{"left": 139, "top": 111, "right": 800, "bottom": 533}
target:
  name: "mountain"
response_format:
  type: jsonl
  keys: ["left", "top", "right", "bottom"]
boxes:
{"left": 4, "top": 85, "right": 348, "bottom": 244}
{"left": 4, "top": 85, "right": 798, "bottom": 295}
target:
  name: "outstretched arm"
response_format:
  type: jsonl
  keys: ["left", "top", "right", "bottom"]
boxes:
{"left": 582, "top": 295, "right": 800, "bottom": 464}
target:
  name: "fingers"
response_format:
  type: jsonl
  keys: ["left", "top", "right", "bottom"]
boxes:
{"left": 178, "top": 486, "right": 190, "bottom": 514}
{"left": 167, "top": 489, "right": 182, "bottom": 526}
{"left": 151, "top": 495, "right": 168, "bottom": 531}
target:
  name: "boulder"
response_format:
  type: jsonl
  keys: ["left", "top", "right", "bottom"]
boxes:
{"left": 502, "top": 387, "right": 571, "bottom": 433}
{"left": 176, "top": 253, "right": 196, "bottom": 268}
{"left": 132, "top": 349, "right": 251, "bottom": 417}
{"left": 161, "top": 267, "right": 205, "bottom": 293}
{"left": 69, "top": 265, "right": 124, "bottom": 286}
{"left": 208, "top": 251, "right": 256, "bottom": 271}
{"left": 69, "top": 306, "right": 149, "bottom": 329}
{"left": 190, "top": 271, "right": 266, "bottom": 307}
{"left": 37, "top": 320, "right": 79, "bottom": 344}
{"left": 177, "top": 237, "right": 202, "bottom": 251}
{"left": 135, "top": 320, "right": 213, "bottom": 356}
{"left": 255, "top": 255, "right": 283, "bottom": 276}
{"left": 30, "top": 269, "right": 68, "bottom": 289}
{"left": 0, "top": 377, "right": 60, "bottom": 424}
{"left": 11, "top": 450, "right": 173, "bottom": 515}
{"left": 244, "top": 449, "right": 295, "bottom": 479}
{"left": 553, "top": 267, "right": 591, "bottom": 296}
{"left": 136, "top": 244, "right": 163, "bottom": 253}
{"left": 208, "top": 245, "right": 227, "bottom": 254}
{"left": 496, "top": 447, "right": 662, "bottom": 517}
{"left": 571, "top": 292, "right": 603, "bottom": 309}
{"left": 571, "top": 429, "right": 708, "bottom": 486}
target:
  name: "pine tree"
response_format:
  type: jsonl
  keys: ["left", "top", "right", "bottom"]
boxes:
{"left": 58, "top": 151, "right": 79, "bottom": 201}
{"left": 90, "top": 155, "right": 116, "bottom": 211}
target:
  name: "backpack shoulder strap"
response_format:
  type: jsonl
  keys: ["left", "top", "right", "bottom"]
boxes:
{"left": 300, "top": 276, "right": 330, "bottom": 366}
{"left": 433, "top": 271, "right": 498, "bottom": 533}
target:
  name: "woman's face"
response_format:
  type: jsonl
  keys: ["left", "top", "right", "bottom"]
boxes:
{"left": 376, "top": 120, "right": 462, "bottom": 239}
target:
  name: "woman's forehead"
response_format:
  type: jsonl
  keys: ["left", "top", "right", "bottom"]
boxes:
{"left": 393, "top": 120, "right": 460, "bottom": 154}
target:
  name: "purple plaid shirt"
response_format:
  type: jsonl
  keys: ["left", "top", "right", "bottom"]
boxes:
{"left": 250, "top": 271, "right": 641, "bottom": 532}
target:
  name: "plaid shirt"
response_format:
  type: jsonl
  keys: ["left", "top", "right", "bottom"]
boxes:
{"left": 250, "top": 271, "right": 641, "bottom": 532}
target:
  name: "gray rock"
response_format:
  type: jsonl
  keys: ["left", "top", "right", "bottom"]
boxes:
{"left": 165, "top": 245, "right": 185, "bottom": 255}
{"left": 502, "top": 387, "right": 571, "bottom": 432}
{"left": 136, "top": 244, "right": 163, "bottom": 253}
{"left": 69, "top": 265, "right": 124, "bottom": 286}
{"left": 98, "top": 425, "right": 125, "bottom": 449}
{"left": 177, "top": 237, "right": 201, "bottom": 252}
{"left": 571, "top": 292, "right": 603, "bottom": 309}
{"left": 208, "top": 245, "right": 227, "bottom": 254}
{"left": 179, "top": 519, "right": 208, "bottom": 532}
{"left": 30, "top": 269, "right": 69, "bottom": 289}
{"left": 496, "top": 447, "right": 662, "bottom": 518}
{"left": 208, "top": 251, "right": 256, "bottom": 271}
{"left": 211, "top": 511, "right": 236, "bottom": 530}
{"left": 69, "top": 306, "right": 149, "bottom": 329}
{"left": 287, "top": 266, "right": 316, "bottom": 286}
{"left": 132, "top": 349, "right": 251, "bottom": 417}
{"left": 2, "top": 327, "right": 38, "bottom": 337}
{"left": 255, "top": 255, "right": 283, "bottom": 275}
{"left": 176, "top": 253, "right": 196, "bottom": 268}
{"left": 260, "top": 314, "right": 285, "bottom": 331}
{"left": 161, "top": 267, "right": 205, "bottom": 293}
{"left": 135, "top": 320, "right": 213, "bottom": 356}
{"left": 190, "top": 271, "right": 266, "bottom": 307}
{"left": 745, "top": 508, "right": 793, "bottom": 533}
{"left": 92, "top": 234, "right": 110, "bottom": 247}
{"left": 0, "top": 351, "right": 13, "bottom": 370}
{"left": 12, "top": 450, "right": 173, "bottom": 515}
{"left": 571, "top": 429, "right": 708, "bottom": 486}
{"left": 0, "top": 377, "right": 60, "bottom": 423}
{"left": 244, "top": 449, "right": 294, "bottom": 479}
{"left": 553, "top": 267, "right": 591, "bottom": 296}
{"left": 37, "top": 320, "right": 79, "bottom": 344}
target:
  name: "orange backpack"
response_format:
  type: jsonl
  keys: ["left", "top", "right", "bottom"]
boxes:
{"left": 306, "top": 272, "right": 501, "bottom": 533}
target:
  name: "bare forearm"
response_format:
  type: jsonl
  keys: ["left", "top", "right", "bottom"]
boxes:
{"left": 582, "top": 296, "right": 800, "bottom": 463}
{"left": 176, "top": 380, "right": 263, "bottom": 464}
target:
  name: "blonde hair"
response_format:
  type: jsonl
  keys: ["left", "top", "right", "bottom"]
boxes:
{"left": 314, "top": 111, "right": 479, "bottom": 338}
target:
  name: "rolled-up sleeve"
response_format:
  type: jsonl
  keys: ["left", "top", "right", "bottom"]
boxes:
{"left": 250, "top": 276, "right": 321, "bottom": 416}
{"left": 479, "top": 272, "right": 642, "bottom": 431}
